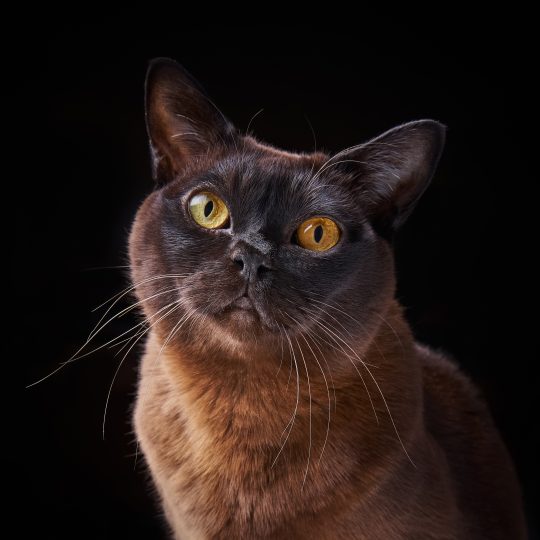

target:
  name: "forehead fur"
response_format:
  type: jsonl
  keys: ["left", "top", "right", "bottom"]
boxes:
{"left": 167, "top": 138, "right": 364, "bottom": 228}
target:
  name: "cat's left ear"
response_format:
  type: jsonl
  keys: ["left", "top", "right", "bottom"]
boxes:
{"left": 145, "top": 58, "right": 237, "bottom": 184}
{"left": 336, "top": 120, "right": 446, "bottom": 230}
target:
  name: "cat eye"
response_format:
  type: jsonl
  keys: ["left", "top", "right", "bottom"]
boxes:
{"left": 188, "top": 191, "right": 230, "bottom": 229}
{"left": 296, "top": 216, "right": 340, "bottom": 252}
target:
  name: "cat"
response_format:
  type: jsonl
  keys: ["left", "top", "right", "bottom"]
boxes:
{"left": 130, "top": 58, "right": 526, "bottom": 539}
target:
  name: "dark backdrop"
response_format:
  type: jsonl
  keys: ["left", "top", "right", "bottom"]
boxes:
{"left": 24, "top": 21, "right": 536, "bottom": 539}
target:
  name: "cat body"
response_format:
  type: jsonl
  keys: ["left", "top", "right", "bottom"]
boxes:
{"left": 130, "top": 59, "right": 526, "bottom": 539}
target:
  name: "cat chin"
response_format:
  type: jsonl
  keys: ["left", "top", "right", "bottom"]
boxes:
{"left": 218, "top": 307, "right": 272, "bottom": 339}
{"left": 196, "top": 306, "right": 279, "bottom": 352}
{"left": 197, "top": 319, "right": 265, "bottom": 357}
{"left": 223, "top": 306, "right": 259, "bottom": 326}
{"left": 213, "top": 297, "right": 276, "bottom": 333}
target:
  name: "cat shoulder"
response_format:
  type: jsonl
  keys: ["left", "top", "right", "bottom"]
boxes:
{"left": 415, "top": 343, "right": 489, "bottom": 419}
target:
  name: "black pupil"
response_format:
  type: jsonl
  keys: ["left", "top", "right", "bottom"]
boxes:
{"left": 204, "top": 200, "right": 214, "bottom": 218}
{"left": 314, "top": 225, "right": 323, "bottom": 243}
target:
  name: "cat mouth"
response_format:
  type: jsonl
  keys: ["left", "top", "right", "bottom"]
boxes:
{"left": 222, "top": 294, "right": 260, "bottom": 320}
{"left": 230, "top": 295, "right": 255, "bottom": 311}
{"left": 218, "top": 293, "right": 276, "bottom": 332}
{"left": 202, "top": 290, "right": 282, "bottom": 336}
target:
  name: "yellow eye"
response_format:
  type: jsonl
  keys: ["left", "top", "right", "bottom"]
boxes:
{"left": 296, "top": 216, "right": 340, "bottom": 252}
{"left": 188, "top": 191, "right": 230, "bottom": 229}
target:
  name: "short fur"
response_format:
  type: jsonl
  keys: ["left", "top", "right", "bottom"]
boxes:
{"left": 130, "top": 58, "right": 526, "bottom": 539}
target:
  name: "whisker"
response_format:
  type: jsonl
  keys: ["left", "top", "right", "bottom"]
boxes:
{"left": 81, "top": 264, "right": 132, "bottom": 272}
{"left": 153, "top": 307, "right": 197, "bottom": 365}
{"left": 271, "top": 323, "right": 300, "bottom": 469}
{"left": 171, "top": 132, "right": 200, "bottom": 139}
{"left": 102, "top": 300, "right": 184, "bottom": 439}
{"left": 67, "top": 290, "right": 182, "bottom": 363}
{"left": 302, "top": 303, "right": 354, "bottom": 339}
{"left": 26, "top": 278, "right": 187, "bottom": 388}
{"left": 92, "top": 274, "right": 188, "bottom": 313}
{"left": 299, "top": 324, "right": 337, "bottom": 412}
{"left": 27, "top": 291, "right": 181, "bottom": 388}
{"left": 275, "top": 322, "right": 286, "bottom": 377}
{"left": 285, "top": 311, "right": 332, "bottom": 466}
{"left": 294, "top": 335, "right": 312, "bottom": 490}
{"left": 301, "top": 313, "right": 379, "bottom": 425}
{"left": 305, "top": 313, "right": 414, "bottom": 466}
{"left": 303, "top": 114, "right": 317, "bottom": 153}
{"left": 133, "top": 440, "right": 140, "bottom": 471}
{"left": 311, "top": 159, "right": 368, "bottom": 183}
{"left": 373, "top": 311, "right": 405, "bottom": 363}
{"left": 88, "top": 275, "right": 190, "bottom": 343}
{"left": 306, "top": 296, "right": 388, "bottom": 364}
{"left": 245, "top": 108, "right": 264, "bottom": 136}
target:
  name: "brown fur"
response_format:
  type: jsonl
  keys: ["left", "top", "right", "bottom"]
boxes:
{"left": 130, "top": 59, "right": 526, "bottom": 539}
{"left": 133, "top": 299, "right": 525, "bottom": 539}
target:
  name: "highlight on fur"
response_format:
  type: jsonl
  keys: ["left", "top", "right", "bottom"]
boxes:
{"left": 126, "top": 58, "right": 526, "bottom": 539}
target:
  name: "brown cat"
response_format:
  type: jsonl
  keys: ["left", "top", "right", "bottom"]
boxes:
{"left": 130, "top": 58, "right": 526, "bottom": 539}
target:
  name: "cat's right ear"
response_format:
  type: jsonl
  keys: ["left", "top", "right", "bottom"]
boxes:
{"left": 145, "top": 58, "right": 237, "bottom": 184}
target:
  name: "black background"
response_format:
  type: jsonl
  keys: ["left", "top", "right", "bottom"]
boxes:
{"left": 24, "top": 20, "right": 536, "bottom": 539}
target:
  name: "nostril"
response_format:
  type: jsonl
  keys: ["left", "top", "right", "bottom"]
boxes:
{"left": 233, "top": 257, "right": 244, "bottom": 270}
{"left": 257, "top": 264, "right": 271, "bottom": 276}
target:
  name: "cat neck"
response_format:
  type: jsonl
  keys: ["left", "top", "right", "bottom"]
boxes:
{"left": 145, "top": 299, "right": 422, "bottom": 464}
{"left": 136, "top": 300, "right": 427, "bottom": 535}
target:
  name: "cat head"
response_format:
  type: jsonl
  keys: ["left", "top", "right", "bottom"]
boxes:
{"left": 129, "top": 58, "right": 445, "bottom": 359}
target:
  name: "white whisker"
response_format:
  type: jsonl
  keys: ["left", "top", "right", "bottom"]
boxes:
{"left": 26, "top": 276, "right": 187, "bottom": 388}
{"left": 307, "top": 313, "right": 414, "bottom": 466}
{"left": 303, "top": 313, "right": 379, "bottom": 425}
{"left": 285, "top": 311, "right": 332, "bottom": 466}
{"left": 294, "top": 335, "right": 312, "bottom": 490}
{"left": 102, "top": 300, "right": 184, "bottom": 439}
{"left": 271, "top": 323, "right": 300, "bottom": 469}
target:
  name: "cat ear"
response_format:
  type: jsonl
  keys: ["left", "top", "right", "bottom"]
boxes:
{"left": 336, "top": 120, "right": 446, "bottom": 231}
{"left": 145, "top": 58, "right": 237, "bottom": 184}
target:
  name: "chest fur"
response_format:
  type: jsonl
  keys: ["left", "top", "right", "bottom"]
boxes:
{"left": 133, "top": 344, "right": 359, "bottom": 538}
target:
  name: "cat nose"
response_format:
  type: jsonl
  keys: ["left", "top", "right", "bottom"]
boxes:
{"left": 231, "top": 248, "right": 272, "bottom": 282}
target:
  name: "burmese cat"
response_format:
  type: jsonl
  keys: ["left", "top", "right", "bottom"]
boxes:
{"left": 130, "top": 58, "right": 526, "bottom": 539}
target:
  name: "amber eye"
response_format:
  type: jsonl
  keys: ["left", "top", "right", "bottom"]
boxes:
{"left": 188, "top": 191, "right": 230, "bottom": 229}
{"left": 296, "top": 216, "right": 340, "bottom": 252}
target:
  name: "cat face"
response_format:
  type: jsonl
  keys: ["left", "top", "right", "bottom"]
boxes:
{"left": 129, "top": 59, "right": 445, "bottom": 356}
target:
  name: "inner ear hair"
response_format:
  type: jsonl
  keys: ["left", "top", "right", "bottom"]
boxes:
{"left": 334, "top": 120, "right": 446, "bottom": 233}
